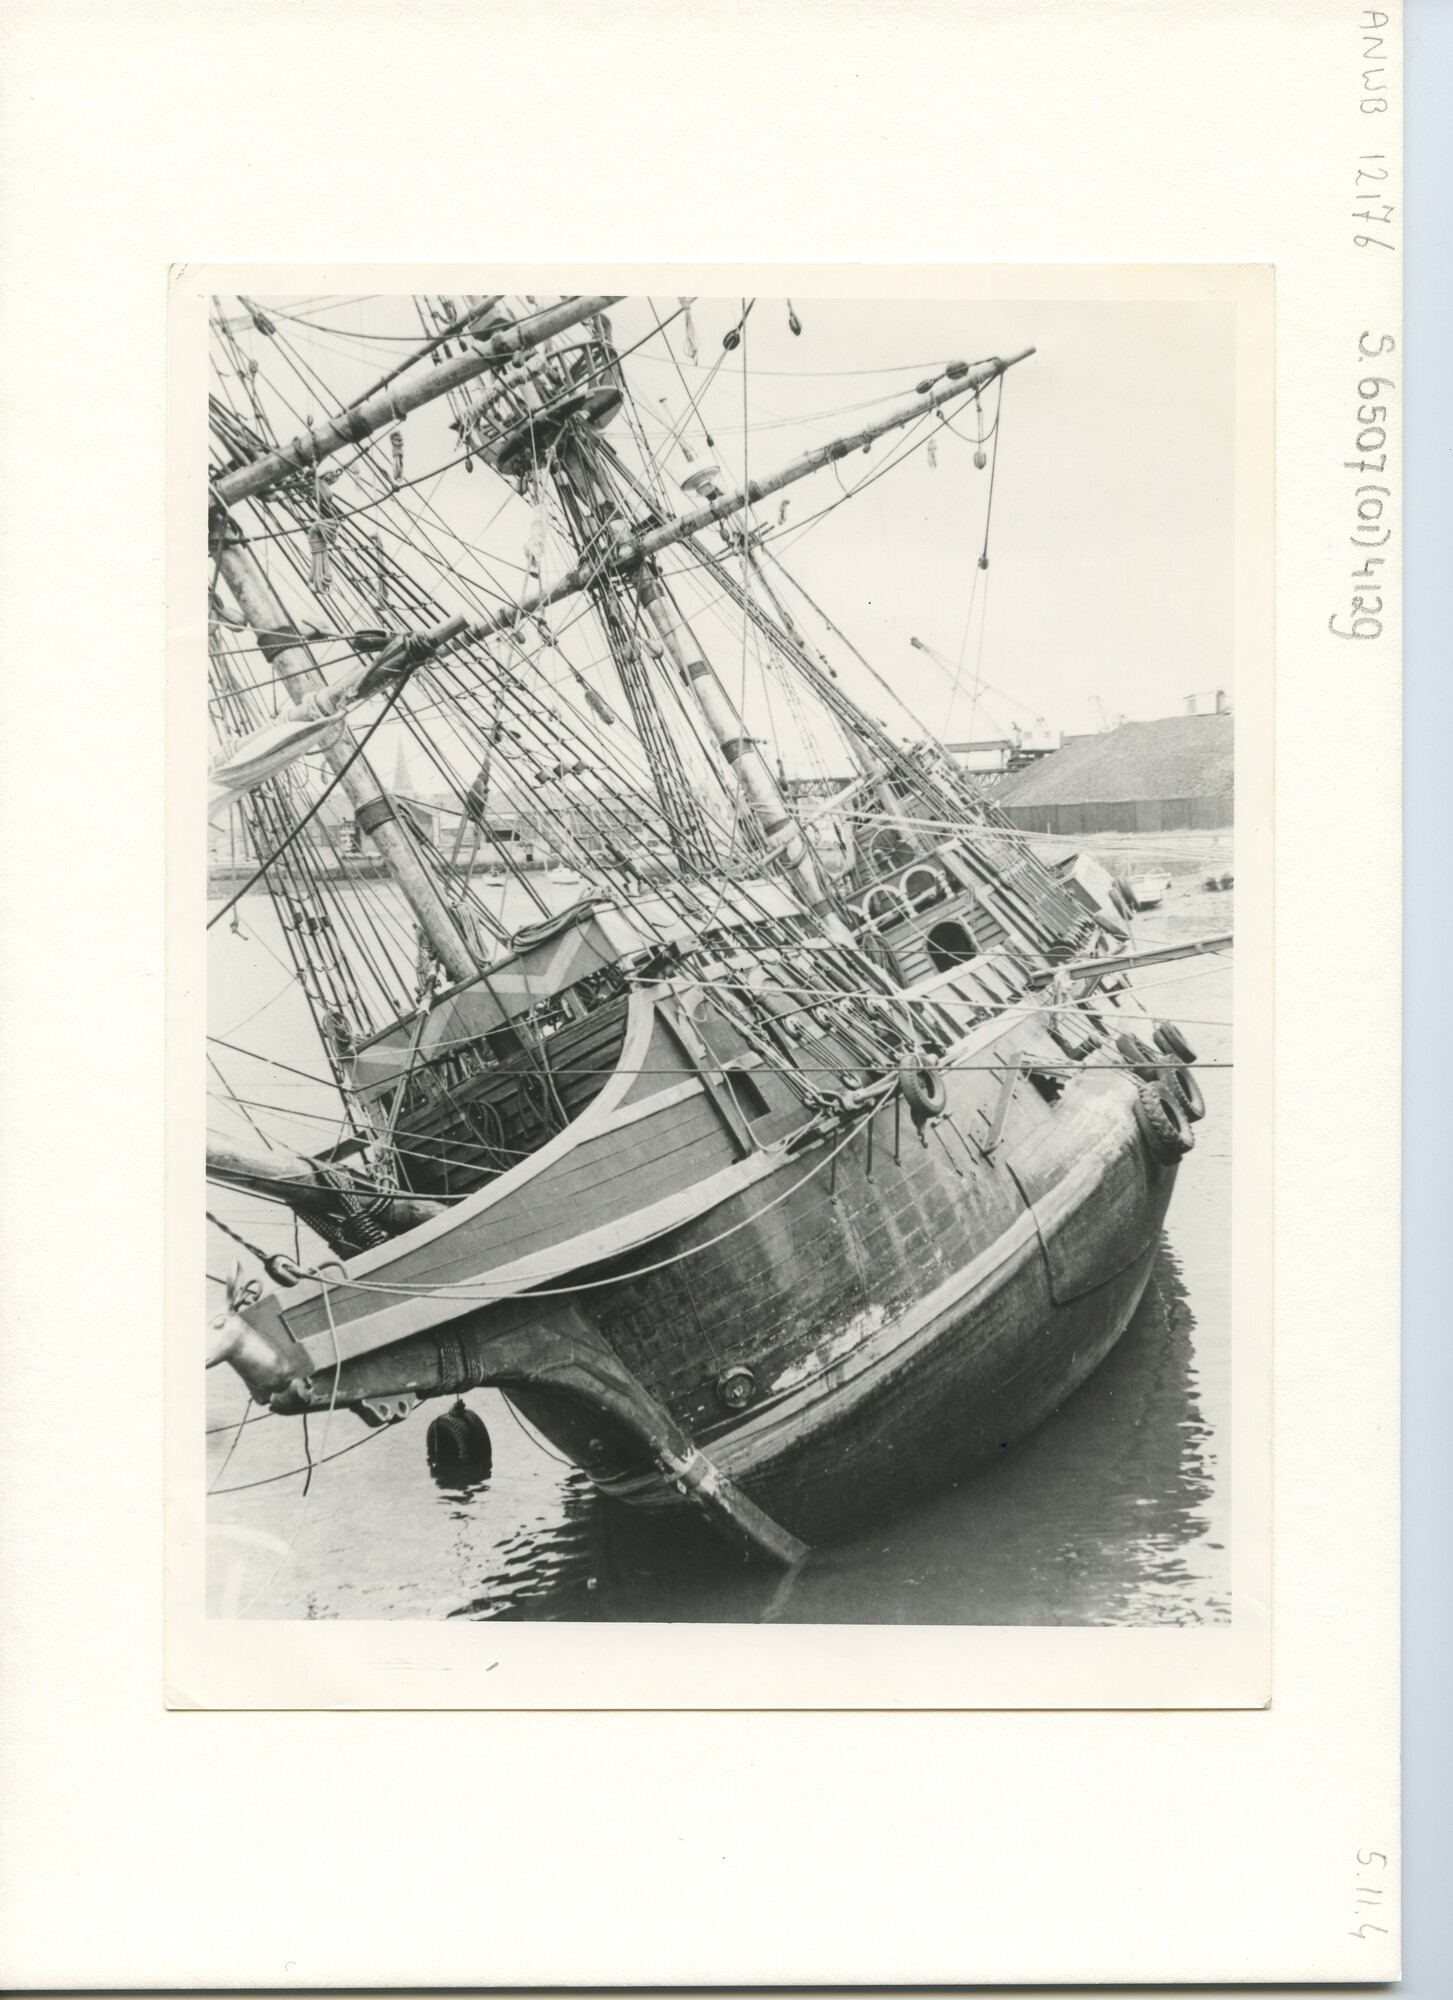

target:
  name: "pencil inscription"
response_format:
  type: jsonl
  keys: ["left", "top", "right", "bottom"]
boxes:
{"left": 1329, "top": 333, "right": 1395, "bottom": 642}
{"left": 1348, "top": 1846, "right": 1390, "bottom": 1940}
{"left": 1357, "top": 9, "right": 1391, "bottom": 119}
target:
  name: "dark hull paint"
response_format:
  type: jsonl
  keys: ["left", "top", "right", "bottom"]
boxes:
{"left": 596, "top": 1212, "right": 1169, "bottom": 1544}
{"left": 264, "top": 980, "right": 1186, "bottom": 1554}
{"left": 495, "top": 1050, "right": 1178, "bottom": 1544}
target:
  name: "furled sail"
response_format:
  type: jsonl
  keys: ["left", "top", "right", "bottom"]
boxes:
{"left": 207, "top": 701, "right": 347, "bottom": 819}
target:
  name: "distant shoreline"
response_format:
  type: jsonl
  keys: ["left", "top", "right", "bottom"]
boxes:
{"left": 208, "top": 827, "right": 1234, "bottom": 898}
{"left": 207, "top": 858, "right": 582, "bottom": 893}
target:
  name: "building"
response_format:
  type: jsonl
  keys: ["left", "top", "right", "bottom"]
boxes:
{"left": 992, "top": 710, "right": 1233, "bottom": 836}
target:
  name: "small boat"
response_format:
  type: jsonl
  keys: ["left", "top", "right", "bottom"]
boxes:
{"left": 1128, "top": 871, "right": 1172, "bottom": 911}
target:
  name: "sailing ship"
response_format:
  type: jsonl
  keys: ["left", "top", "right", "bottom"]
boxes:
{"left": 205, "top": 292, "right": 1229, "bottom": 1562}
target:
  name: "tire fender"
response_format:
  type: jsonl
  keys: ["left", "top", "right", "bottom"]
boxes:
{"left": 899, "top": 1062, "right": 947, "bottom": 1128}
{"left": 1153, "top": 1019, "right": 1197, "bottom": 1065}
{"left": 1132, "top": 1079, "right": 1194, "bottom": 1165}
{"left": 1115, "top": 1030, "right": 1163, "bottom": 1082}
{"left": 1153, "top": 1020, "right": 1205, "bottom": 1121}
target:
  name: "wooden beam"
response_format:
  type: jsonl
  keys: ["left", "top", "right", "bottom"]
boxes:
{"left": 982, "top": 1060, "right": 1025, "bottom": 1157}
{"left": 633, "top": 350, "right": 1034, "bottom": 565}
{"left": 213, "top": 536, "right": 480, "bottom": 982}
{"left": 206, "top": 1136, "right": 444, "bottom": 1236}
{"left": 655, "top": 995, "right": 758, "bottom": 1158}
{"left": 213, "top": 294, "right": 624, "bottom": 505}
{"left": 329, "top": 352, "right": 1039, "bottom": 701}
{"left": 1036, "top": 931, "right": 1235, "bottom": 985}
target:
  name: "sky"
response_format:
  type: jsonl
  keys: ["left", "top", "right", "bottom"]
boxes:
{"left": 612, "top": 292, "right": 1239, "bottom": 744}
{"left": 214, "top": 289, "right": 1238, "bottom": 789}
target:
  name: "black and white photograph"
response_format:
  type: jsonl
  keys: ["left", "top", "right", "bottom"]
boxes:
{"left": 4, "top": 0, "right": 1412, "bottom": 1982}
{"left": 196, "top": 272, "right": 1266, "bottom": 1645}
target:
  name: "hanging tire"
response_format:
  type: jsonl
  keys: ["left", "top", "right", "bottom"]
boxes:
{"left": 1152, "top": 1020, "right": 1204, "bottom": 1120}
{"left": 899, "top": 1062, "right": 947, "bottom": 1126}
{"left": 1133, "top": 1080, "right": 1194, "bottom": 1165}
{"left": 426, "top": 1399, "right": 493, "bottom": 1482}
{"left": 1110, "top": 880, "right": 1138, "bottom": 921}
{"left": 1153, "top": 1019, "right": 1197, "bottom": 1065}
{"left": 1115, "top": 1030, "right": 1164, "bottom": 1082}
{"left": 1171, "top": 1064, "right": 1207, "bottom": 1122}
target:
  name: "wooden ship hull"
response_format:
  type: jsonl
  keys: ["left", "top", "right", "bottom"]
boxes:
{"left": 588, "top": 1079, "right": 1173, "bottom": 1545}
{"left": 224, "top": 948, "right": 1188, "bottom": 1559}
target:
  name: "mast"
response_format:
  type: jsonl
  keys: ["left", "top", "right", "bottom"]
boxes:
{"left": 210, "top": 518, "right": 480, "bottom": 984}
{"left": 549, "top": 433, "right": 719, "bottom": 870}
{"left": 211, "top": 329, "right": 1032, "bottom": 945}
{"left": 632, "top": 351, "right": 1033, "bottom": 564}
{"left": 635, "top": 566, "right": 830, "bottom": 908}
{"left": 207, "top": 300, "right": 645, "bottom": 986}
{"left": 526, "top": 350, "right": 1028, "bottom": 909}
{"left": 634, "top": 443, "right": 869, "bottom": 902}
{"left": 213, "top": 294, "right": 624, "bottom": 506}
{"left": 360, "top": 353, "right": 1036, "bottom": 722}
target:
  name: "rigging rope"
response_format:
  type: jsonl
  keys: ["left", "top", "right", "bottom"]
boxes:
{"left": 237, "top": 1276, "right": 343, "bottom": 1609}
{"left": 205, "top": 308, "right": 1088, "bottom": 1144}
{"left": 229, "top": 303, "right": 693, "bottom": 545}
{"left": 961, "top": 375, "right": 1007, "bottom": 748}
{"left": 208, "top": 1399, "right": 256, "bottom": 1494}
{"left": 209, "top": 1421, "right": 391, "bottom": 1498}
{"left": 206, "top": 672, "right": 415, "bottom": 931}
